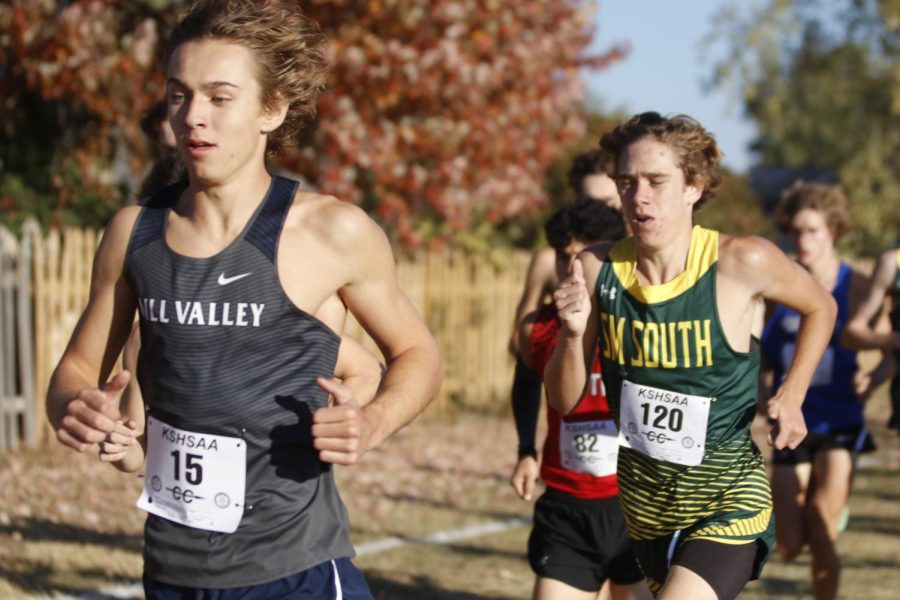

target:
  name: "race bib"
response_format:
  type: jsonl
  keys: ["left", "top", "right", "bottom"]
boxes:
{"left": 617, "top": 380, "right": 711, "bottom": 466}
{"left": 559, "top": 419, "right": 618, "bottom": 477}
{"left": 137, "top": 416, "right": 246, "bottom": 533}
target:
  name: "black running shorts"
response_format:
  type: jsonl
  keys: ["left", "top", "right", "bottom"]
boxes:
{"left": 527, "top": 488, "right": 643, "bottom": 591}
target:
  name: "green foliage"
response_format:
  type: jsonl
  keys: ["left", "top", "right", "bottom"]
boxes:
{"left": 694, "top": 169, "right": 774, "bottom": 239}
{"left": 707, "top": 0, "right": 900, "bottom": 255}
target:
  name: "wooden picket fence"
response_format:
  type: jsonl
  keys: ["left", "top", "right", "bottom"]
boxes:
{"left": 0, "top": 219, "right": 529, "bottom": 453}
{"left": 0, "top": 223, "right": 39, "bottom": 453}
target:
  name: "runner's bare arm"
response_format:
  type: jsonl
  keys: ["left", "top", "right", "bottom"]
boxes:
{"left": 508, "top": 248, "right": 557, "bottom": 355}
{"left": 544, "top": 246, "right": 606, "bottom": 415}
{"left": 510, "top": 454, "right": 540, "bottom": 501}
{"left": 847, "top": 269, "right": 894, "bottom": 400}
{"left": 46, "top": 207, "right": 142, "bottom": 453}
{"left": 334, "top": 335, "right": 385, "bottom": 408}
{"left": 100, "top": 320, "right": 147, "bottom": 472}
{"left": 722, "top": 236, "right": 836, "bottom": 450}
{"left": 843, "top": 249, "right": 900, "bottom": 351}
{"left": 757, "top": 355, "right": 775, "bottom": 417}
{"left": 312, "top": 203, "right": 442, "bottom": 464}
{"left": 755, "top": 300, "right": 778, "bottom": 415}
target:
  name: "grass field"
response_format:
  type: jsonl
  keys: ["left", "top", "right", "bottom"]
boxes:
{"left": 1, "top": 391, "right": 898, "bottom": 599}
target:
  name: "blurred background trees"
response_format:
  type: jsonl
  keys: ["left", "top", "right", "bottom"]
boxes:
{"left": 0, "top": 0, "right": 625, "bottom": 249}
{"left": 3, "top": 0, "right": 893, "bottom": 253}
{"left": 295, "top": 0, "right": 625, "bottom": 249}
{"left": 1, "top": 1, "right": 176, "bottom": 231}
{"left": 707, "top": 0, "right": 900, "bottom": 255}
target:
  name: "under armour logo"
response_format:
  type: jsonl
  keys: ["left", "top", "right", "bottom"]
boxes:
{"left": 217, "top": 272, "right": 252, "bottom": 286}
{"left": 599, "top": 284, "right": 617, "bottom": 300}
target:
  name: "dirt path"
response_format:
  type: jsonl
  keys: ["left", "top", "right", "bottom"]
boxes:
{"left": 2, "top": 403, "right": 898, "bottom": 598}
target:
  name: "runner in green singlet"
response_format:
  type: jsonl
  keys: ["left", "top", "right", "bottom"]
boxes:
{"left": 544, "top": 112, "right": 837, "bottom": 599}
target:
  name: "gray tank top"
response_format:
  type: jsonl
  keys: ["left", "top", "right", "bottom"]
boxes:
{"left": 125, "top": 176, "right": 354, "bottom": 587}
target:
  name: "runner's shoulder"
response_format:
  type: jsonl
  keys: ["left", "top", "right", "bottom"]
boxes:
{"left": 527, "top": 246, "right": 559, "bottom": 288}
{"left": 578, "top": 241, "right": 614, "bottom": 280}
{"left": 287, "top": 191, "right": 385, "bottom": 251}
{"left": 100, "top": 205, "right": 144, "bottom": 255}
{"left": 873, "top": 247, "right": 900, "bottom": 282}
{"left": 718, "top": 233, "right": 783, "bottom": 277}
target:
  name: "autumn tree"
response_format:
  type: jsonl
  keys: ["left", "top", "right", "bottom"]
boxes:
{"left": 0, "top": 0, "right": 625, "bottom": 248}
{"left": 706, "top": 0, "right": 900, "bottom": 255}
{"left": 0, "top": 1, "right": 178, "bottom": 230}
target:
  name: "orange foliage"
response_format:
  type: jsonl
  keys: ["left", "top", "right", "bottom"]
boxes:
{"left": 0, "top": 0, "right": 625, "bottom": 245}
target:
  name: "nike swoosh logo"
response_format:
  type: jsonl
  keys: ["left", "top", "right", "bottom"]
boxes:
{"left": 217, "top": 272, "right": 252, "bottom": 286}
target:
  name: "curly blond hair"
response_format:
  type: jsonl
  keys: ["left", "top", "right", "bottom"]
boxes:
{"left": 775, "top": 181, "right": 851, "bottom": 241}
{"left": 600, "top": 112, "right": 723, "bottom": 209}
{"left": 166, "top": 0, "right": 329, "bottom": 155}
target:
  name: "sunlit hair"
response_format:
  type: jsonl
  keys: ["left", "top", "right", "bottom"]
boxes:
{"left": 166, "top": 0, "right": 330, "bottom": 155}
{"left": 775, "top": 181, "right": 851, "bottom": 241}
{"left": 600, "top": 112, "right": 723, "bottom": 209}
{"left": 567, "top": 149, "right": 615, "bottom": 198}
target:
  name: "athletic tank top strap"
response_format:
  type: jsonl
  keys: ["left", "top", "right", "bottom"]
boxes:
{"left": 834, "top": 262, "right": 853, "bottom": 323}
{"left": 128, "top": 181, "right": 185, "bottom": 254}
{"left": 245, "top": 176, "right": 299, "bottom": 263}
{"left": 608, "top": 225, "right": 718, "bottom": 304}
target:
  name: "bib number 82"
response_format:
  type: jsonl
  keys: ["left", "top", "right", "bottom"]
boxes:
{"left": 574, "top": 434, "right": 598, "bottom": 453}
{"left": 640, "top": 403, "right": 683, "bottom": 432}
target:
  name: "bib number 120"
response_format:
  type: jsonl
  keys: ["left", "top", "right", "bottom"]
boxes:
{"left": 171, "top": 450, "right": 204, "bottom": 485}
{"left": 640, "top": 403, "right": 683, "bottom": 432}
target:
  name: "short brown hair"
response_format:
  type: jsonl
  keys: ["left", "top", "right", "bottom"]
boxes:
{"left": 139, "top": 100, "right": 169, "bottom": 148}
{"left": 166, "top": 0, "right": 330, "bottom": 156}
{"left": 600, "top": 112, "right": 723, "bottom": 209}
{"left": 775, "top": 181, "right": 851, "bottom": 240}
{"left": 567, "top": 149, "right": 615, "bottom": 198}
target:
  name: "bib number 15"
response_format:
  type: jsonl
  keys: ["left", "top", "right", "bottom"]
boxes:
{"left": 171, "top": 450, "right": 204, "bottom": 485}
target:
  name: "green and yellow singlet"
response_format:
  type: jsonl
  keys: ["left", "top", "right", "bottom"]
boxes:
{"left": 595, "top": 226, "right": 772, "bottom": 543}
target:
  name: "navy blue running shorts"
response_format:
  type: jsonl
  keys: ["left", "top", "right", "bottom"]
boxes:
{"left": 143, "top": 557, "right": 372, "bottom": 600}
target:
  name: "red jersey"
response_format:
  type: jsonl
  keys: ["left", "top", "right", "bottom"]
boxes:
{"left": 530, "top": 304, "right": 619, "bottom": 499}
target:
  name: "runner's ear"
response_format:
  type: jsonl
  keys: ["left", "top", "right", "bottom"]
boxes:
{"left": 685, "top": 184, "right": 702, "bottom": 207}
{"left": 261, "top": 93, "right": 288, "bottom": 134}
